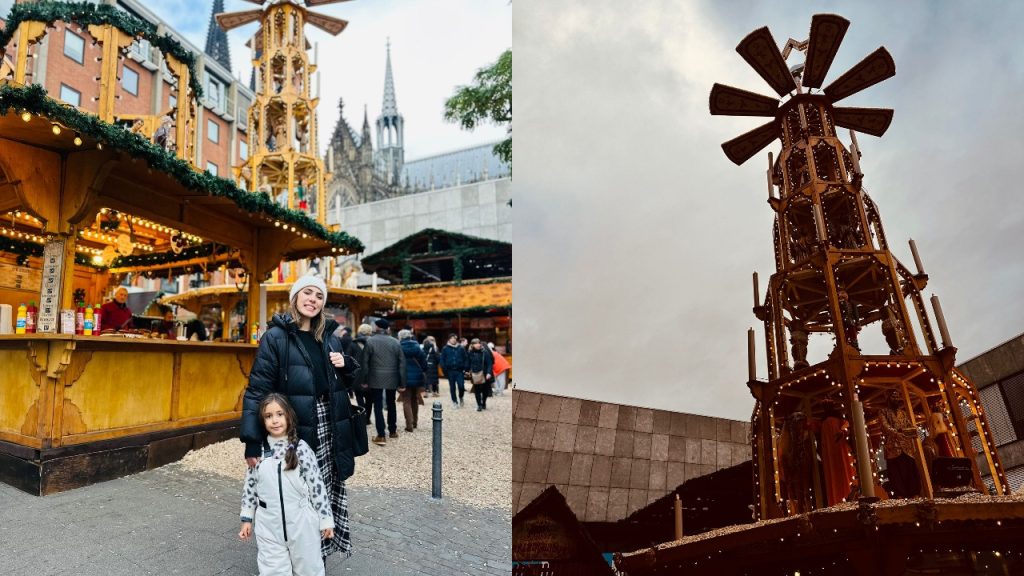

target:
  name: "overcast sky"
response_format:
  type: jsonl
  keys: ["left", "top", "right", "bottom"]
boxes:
{"left": 514, "top": 1, "right": 1024, "bottom": 421}
{"left": 148, "top": 0, "right": 510, "bottom": 159}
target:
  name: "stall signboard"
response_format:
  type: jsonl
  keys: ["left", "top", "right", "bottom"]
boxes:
{"left": 37, "top": 240, "right": 65, "bottom": 333}
{"left": 0, "top": 264, "right": 39, "bottom": 292}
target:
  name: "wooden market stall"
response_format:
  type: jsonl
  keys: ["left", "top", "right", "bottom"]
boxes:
{"left": 159, "top": 282, "right": 399, "bottom": 335}
{"left": 0, "top": 4, "right": 362, "bottom": 494}
{"left": 361, "top": 228, "right": 512, "bottom": 349}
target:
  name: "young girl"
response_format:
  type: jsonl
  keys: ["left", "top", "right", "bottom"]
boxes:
{"left": 239, "top": 394, "right": 335, "bottom": 576}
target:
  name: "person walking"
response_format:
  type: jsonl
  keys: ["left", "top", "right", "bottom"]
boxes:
{"left": 362, "top": 319, "right": 406, "bottom": 445}
{"left": 439, "top": 333, "right": 468, "bottom": 408}
{"left": 489, "top": 342, "right": 511, "bottom": 396}
{"left": 349, "top": 324, "right": 374, "bottom": 430}
{"left": 467, "top": 338, "right": 494, "bottom": 411}
{"left": 239, "top": 394, "right": 333, "bottom": 576}
{"left": 399, "top": 330, "right": 427, "bottom": 432}
{"left": 241, "top": 274, "right": 359, "bottom": 564}
{"left": 422, "top": 335, "right": 441, "bottom": 397}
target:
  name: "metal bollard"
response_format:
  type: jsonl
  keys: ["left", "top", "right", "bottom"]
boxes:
{"left": 432, "top": 401, "right": 443, "bottom": 500}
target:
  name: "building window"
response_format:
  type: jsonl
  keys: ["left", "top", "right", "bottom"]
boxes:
{"left": 129, "top": 38, "right": 152, "bottom": 63}
{"left": 122, "top": 66, "right": 139, "bottom": 96}
{"left": 59, "top": 84, "right": 81, "bottom": 107}
{"left": 168, "top": 94, "right": 177, "bottom": 109}
{"left": 64, "top": 30, "right": 85, "bottom": 64}
{"left": 207, "top": 75, "right": 225, "bottom": 110}
{"left": 206, "top": 161, "right": 218, "bottom": 176}
{"left": 239, "top": 139, "right": 248, "bottom": 161}
{"left": 207, "top": 119, "right": 220, "bottom": 144}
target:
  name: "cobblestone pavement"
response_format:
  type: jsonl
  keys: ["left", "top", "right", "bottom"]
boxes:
{"left": 0, "top": 463, "right": 511, "bottom": 576}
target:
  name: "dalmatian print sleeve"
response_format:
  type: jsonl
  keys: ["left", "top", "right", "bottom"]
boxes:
{"left": 240, "top": 464, "right": 259, "bottom": 522}
{"left": 297, "top": 440, "right": 335, "bottom": 531}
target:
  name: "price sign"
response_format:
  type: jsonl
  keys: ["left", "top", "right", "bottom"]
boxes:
{"left": 38, "top": 239, "right": 65, "bottom": 333}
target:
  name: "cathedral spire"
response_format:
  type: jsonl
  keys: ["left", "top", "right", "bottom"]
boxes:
{"left": 376, "top": 39, "right": 404, "bottom": 187}
{"left": 362, "top": 104, "right": 372, "bottom": 141}
{"left": 381, "top": 38, "right": 398, "bottom": 116}
{"left": 205, "top": 0, "right": 232, "bottom": 71}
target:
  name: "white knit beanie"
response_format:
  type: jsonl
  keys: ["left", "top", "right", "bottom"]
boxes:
{"left": 289, "top": 273, "right": 327, "bottom": 302}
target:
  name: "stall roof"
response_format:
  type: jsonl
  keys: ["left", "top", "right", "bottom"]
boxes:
{"left": 160, "top": 283, "right": 399, "bottom": 315}
{"left": 0, "top": 84, "right": 363, "bottom": 271}
{"left": 361, "top": 229, "right": 511, "bottom": 284}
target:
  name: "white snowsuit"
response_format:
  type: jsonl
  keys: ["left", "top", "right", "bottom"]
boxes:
{"left": 241, "top": 437, "right": 334, "bottom": 576}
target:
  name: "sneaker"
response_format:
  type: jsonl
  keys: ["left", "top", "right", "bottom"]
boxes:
{"left": 452, "top": 401, "right": 459, "bottom": 409}
{"left": 405, "top": 426, "right": 413, "bottom": 432}
{"left": 476, "top": 406, "right": 482, "bottom": 412}
{"left": 389, "top": 431, "right": 399, "bottom": 439}
{"left": 372, "top": 436, "right": 386, "bottom": 446}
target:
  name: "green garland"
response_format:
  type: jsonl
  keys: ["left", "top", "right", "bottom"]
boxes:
{"left": 0, "top": 84, "right": 364, "bottom": 254}
{"left": 108, "top": 242, "right": 225, "bottom": 269}
{"left": 390, "top": 305, "right": 512, "bottom": 319}
{"left": 380, "top": 277, "right": 511, "bottom": 292}
{"left": 0, "top": 1, "right": 204, "bottom": 98}
{"left": 0, "top": 234, "right": 103, "bottom": 269}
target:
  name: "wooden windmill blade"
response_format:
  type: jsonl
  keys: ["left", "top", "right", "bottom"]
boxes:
{"left": 736, "top": 26, "right": 797, "bottom": 97}
{"left": 832, "top": 107, "right": 894, "bottom": 137}
{"left": 709, "top": 83, "right": 779, "bottom": 117}
{"left": 801, "top": 14, "right": 850, "bottom": 88}
{"left": 823, "top": 47, "right": 896, "bottom": 102}
{"left": 305, "top": 0, "right": 355, "bottom": 5}
{"left": 306, "top": 11, "right": 349, "bottom": 35}
{"left": 216, "top": 9, "right": 263, "bottom": 31}
{"left": 721, "top": 120, "right": 780, "bottom": 166}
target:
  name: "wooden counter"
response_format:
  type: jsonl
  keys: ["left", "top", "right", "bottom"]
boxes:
{"left": 0, "top": 334, "right": 255, "bottom": 494}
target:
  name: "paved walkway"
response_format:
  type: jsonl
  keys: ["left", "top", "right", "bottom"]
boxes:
{"left": 0, "top": 463, "right": 511, "bottom": 576}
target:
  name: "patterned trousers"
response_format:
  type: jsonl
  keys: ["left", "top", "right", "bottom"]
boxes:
{"left": 315, "top": 399, "right": 352, "bottom": 559}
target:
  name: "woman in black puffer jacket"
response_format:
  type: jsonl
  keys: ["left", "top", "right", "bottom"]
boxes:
{"left": 241, "top": 275, "right": 361, "bottom": 562}
{"left": 467, "top": 338, "right": 494, "bottom": 411}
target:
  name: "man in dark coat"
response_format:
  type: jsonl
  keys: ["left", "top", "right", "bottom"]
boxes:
{"left": 399, "top": 329, "right": 428, "bottom": 431}
{"left": 440, "top": 333, "right": 468, "bottom": 408}
{"left": 362, "top": 318, "right": 406, "bottom": 445}
{"left": 349, "top": 324, "right": 375, "bottom": 429}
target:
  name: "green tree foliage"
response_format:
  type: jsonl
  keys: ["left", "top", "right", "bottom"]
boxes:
{"left": 444, "top": 49, "right": 511, "bottom": 166}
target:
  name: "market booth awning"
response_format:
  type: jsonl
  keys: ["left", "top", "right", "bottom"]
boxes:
{"left": 160, "top": 283, "right": 399, "bottom": 331}
{"left": 361, "top": 228, "right": 511, "bottom": 285}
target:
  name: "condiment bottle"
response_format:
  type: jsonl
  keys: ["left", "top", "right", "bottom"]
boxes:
{"left": 83, "top": 304, "right": 94, "bottom": 336}
{"left": 25, "top": 301, "right": 37, "bottom": 333}
{"left": 93, "top": 303, "right": 102, "bottom": 334}
{"left": 75, "top": 302, "right": 85, "bottom": 335}
{"left": 15, "top": 302, "right": 26, "bottom": 334}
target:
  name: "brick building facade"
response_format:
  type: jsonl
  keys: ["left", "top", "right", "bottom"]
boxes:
{"left": 3, "top": 0, "right": 252, "bottom": 180}
{"left": 513, "top": 389, "right": 751, "bottom": 522}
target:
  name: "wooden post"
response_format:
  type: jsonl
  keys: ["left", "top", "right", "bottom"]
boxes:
{"left": 673, "top": 494, "right": 683, "bottom": 540}
{"left": 850, "top": 399, "right": 875, "bottom": 498}
{"left": 88, "top": 24, "right": 134, "bottom": 123}
{"left": 908, "top": 239, "right": 925, "bottom": 275}
{"left": 930, "top": 295, "right": 953, "bottom": 348}
{"left": 747, "top": 328, "right": 756, "bottom": 381}
{"left": 752, "top": 271, "right": 760, "bottom": 307}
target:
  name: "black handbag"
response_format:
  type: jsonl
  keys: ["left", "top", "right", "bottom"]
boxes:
{"left": 348, "top": 404, "right": 369, "bottom": 457}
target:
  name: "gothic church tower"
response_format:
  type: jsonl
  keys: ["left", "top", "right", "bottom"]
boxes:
{"left": 375, "top": 40, "right": 404, "bottom": 186}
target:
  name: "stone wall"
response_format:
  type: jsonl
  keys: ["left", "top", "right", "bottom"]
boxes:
{"left": 512, "top": 389, "right": 751, "bottom": 522}
{"left": 329, "top": 177, "right": 512, "bottom": 257}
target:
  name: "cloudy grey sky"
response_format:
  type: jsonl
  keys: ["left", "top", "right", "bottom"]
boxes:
{"left": 147, "top": 0, "right": 510, "bottom": 159}
{"left": 514, "top": 1, "right": 1024, "bottom": 421}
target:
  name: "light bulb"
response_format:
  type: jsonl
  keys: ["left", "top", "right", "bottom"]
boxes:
{"left": 21, "top": 111, "right": 31, "bottom": 122}
{"left": 51, "top": 124, "right": 61, "bottom": 135}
